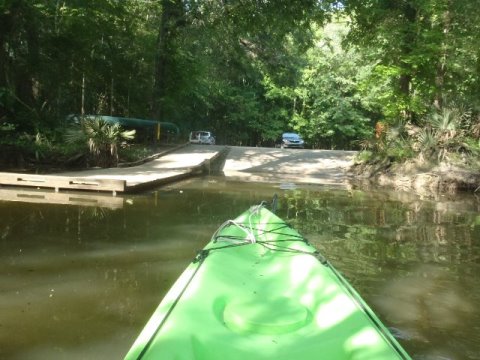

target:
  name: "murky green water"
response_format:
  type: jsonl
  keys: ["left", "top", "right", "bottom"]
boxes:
{"left": 1, "top": 177, "right": 479, "bottom": 359}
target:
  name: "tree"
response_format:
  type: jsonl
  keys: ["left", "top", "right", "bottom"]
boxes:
{"left": 163, "top": 0, "right": 328, "bottom": 144}
{"left": 151, "top": 0, "right": 185, "bottom": 121}
{"left": 290, "top": 21, "right": 373, "bottom": 149}
{"left": 341, "top": 0, "right": 480, "bottom": 124}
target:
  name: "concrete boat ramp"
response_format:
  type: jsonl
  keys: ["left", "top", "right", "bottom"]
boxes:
{"left": 0, "top": 145, "right": 356, "bottom": 196}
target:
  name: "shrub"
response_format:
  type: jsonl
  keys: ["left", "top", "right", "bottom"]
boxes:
{"left": 65, "top": 117, "right": 136, "bottom": 168}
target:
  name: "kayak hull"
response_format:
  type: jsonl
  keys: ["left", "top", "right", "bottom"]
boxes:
{"left": 125, "top": 205, "right": 411, "bottom": 360}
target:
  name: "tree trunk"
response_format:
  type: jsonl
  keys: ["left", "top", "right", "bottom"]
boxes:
{"left": 0, "top": 26, "right": 9, "bottom": 122}
{"left": 151, "top": 3, "right": 170, "bottom": 121}
{"left": 0, "top": 7, "right": 12, "bottom": 89}
{"left": 81, "top": 71, "right": 86, "bottom": 115}
{"left": 398, "top": 2, "right": 418, "bottom": 123}
{"left": 110, "top": 77, "right": 114, "bottom": 115}
{"left": 151, "top": 0, "right": 184, "bottom": 121}
{"left": 3, "top": 1, "right": 41, "bottom": 131}
{"left": 434, "top": 4, "right": 452, "bottom": 110}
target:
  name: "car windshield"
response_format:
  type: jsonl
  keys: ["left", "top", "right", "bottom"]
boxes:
{"left": 282, "top": 133, "right": 301, "bottom": 140}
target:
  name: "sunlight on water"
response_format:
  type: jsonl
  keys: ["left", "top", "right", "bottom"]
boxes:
{"left": 0, "top": 177, "right": 479, "bottom": 359}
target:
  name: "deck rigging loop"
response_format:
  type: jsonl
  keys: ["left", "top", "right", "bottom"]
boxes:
{"left": 212, "top": 197, "right": 280, "bottom": 245}
{"left": 193, "top": 249, "right": 210, "bottom": 264}
{"left": 207, "top": 200, "right": 324, "bottom": 260}
{"left": 211, "top": 219, "right": 257, "bottom": 244}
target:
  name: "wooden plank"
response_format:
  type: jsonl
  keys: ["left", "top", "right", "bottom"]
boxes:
{"left": 0, "top": 188, "right": 124, "bottom": 209}
{"left": 0, "top": 173, "right": 125, "bottom": 193}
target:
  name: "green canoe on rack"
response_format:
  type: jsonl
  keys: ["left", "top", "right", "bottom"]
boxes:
{"left": 125, "top": 204, "right": 411, "bottom": 360}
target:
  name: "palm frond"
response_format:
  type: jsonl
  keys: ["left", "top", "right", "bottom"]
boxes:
{"left": 64, "top": 117, "right": 136, "bottom": 167}
{"left": 415, "top": 128, "right": 437, "bottom": 153}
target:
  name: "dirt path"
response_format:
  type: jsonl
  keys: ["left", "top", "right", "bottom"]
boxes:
{"left": 221, "top": 146, "right": 357, "bottom": 186}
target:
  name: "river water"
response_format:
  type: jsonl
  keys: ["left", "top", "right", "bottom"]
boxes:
{"left": 1, "top": 177, "right": 479, "bottom": 359}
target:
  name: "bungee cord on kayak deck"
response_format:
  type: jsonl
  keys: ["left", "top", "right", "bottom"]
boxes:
{"left": 197, "top": 207, "right": 321, "bottom": 263}
{"left": 212, "top": 222, "right": 303, "bottom": 243}
{"left": 211, "top": 219, "right": 258, "bottom": 243}
{"left": 210, "top": 203, "right": 270, "bottom": 244}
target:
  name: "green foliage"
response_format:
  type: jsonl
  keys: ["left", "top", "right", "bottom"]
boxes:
{"left": 0, "top": 122, "right": 15, "bottom": 132}
{"left": 418, "top": 104, "right": 470, "bottom": 161}
{"left": 355, "top": 150, "right": 373, "bottom": 163}
{"left": 66, "top": 117, "right": 136, "bottom": 168}
{"left": 117, "top": 145, "right": 157, "bottom": 163}
{"left": 385, "top": 138, "right": 416, "bottom": 162}
{"left": 290, "top": 21, "right": 374, "bottom": 149}
{"left": 342, "top": 0, "right": 480, "bottom": 124}
{"left": 1, "top": 0, "right": 480, "bottom": 164}
{"left": 362, "top": 102, "right": 478, "bottom": 166}
{"left": 0, "top": 128, "right": 81, "bottom": 169}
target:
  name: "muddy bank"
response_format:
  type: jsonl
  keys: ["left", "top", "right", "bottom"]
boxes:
{"left": 350, "top": 160, "right": 480, "bottom": 196}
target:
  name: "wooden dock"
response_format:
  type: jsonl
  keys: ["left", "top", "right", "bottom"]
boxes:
{"left": 0, "top": 188, "right": 124, "bottom": 209}
{"left": 0, "top": 172, "right": 125, "bottom": 194}
{"left": 0, "top": 145, "right": 226, "bottom": 195}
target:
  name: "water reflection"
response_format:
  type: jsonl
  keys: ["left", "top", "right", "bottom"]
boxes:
{"left": 0, "top": 177, "right": 479, "bottom": 359}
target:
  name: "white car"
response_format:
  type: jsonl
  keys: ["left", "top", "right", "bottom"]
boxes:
{"left": 189, "top": 131, "right": 215, "bottom": 145}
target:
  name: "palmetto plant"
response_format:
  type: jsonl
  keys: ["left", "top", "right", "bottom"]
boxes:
{"left": 414, "top": 128, "right": 438, "bottom": 160}
{"left": 66, "top": 117, "right": 136, "bottom": 167}
{"left": 415, "top": 105, "right": 468, "bottom": 162}
{"left": 471, "top": 117, "right": 480, "bottom": 139}
{"left": 430, "top": 107, "right": 464, "bottom": 141}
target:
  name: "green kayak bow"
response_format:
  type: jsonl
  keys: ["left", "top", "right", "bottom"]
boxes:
{"left": 125, "top": 204, "right": 411, "bottom": 360}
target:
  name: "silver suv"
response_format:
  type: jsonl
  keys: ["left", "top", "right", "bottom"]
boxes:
{"left": 189, "top": 131, "right": 215, "bottom": 145}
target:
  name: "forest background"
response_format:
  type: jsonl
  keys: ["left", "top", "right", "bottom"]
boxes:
{"left": 1, "top": 0, "right": 480, "bottom": 170}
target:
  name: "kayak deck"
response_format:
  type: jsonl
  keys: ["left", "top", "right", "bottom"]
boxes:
{"left": 125, "top": 205, "right": 411, "bottom": 360}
